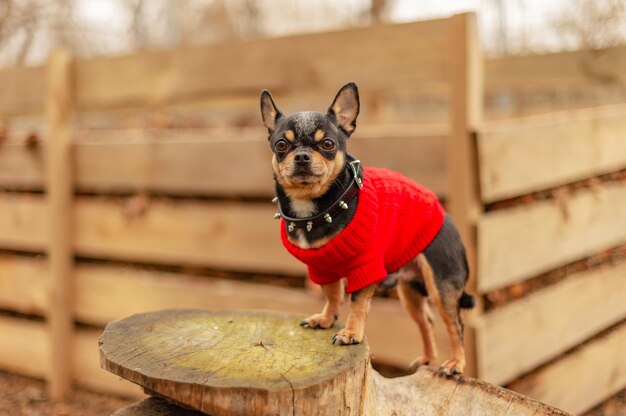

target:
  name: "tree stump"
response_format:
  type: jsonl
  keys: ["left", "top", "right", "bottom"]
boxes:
{"left": 100, "top": 309, "right": 573, "bottom": 416}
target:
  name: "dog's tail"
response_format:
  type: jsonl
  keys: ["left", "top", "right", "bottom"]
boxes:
{"left": 459, "top": 291, "right": 475, "bottom": 309}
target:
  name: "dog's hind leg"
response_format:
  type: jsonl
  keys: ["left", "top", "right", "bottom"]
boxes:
{"left": 417, "top": 253, "right": 467, "bottom": 376}
{"left": 397, "top": 279, "right": 438, "bottom": 372}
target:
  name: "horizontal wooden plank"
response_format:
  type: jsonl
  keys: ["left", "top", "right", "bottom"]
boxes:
{"left": 0, "top": 316, "right": 143, "bottom": 398}
{"left": 485, "top": 46, "right": 626, "bottom": 88}
{"left": 476, "top": 261, "right": 626, "bottom": 385}
{"left": 0, "top": 65, "right": 45, "bottom": 116}
{"left": 508, "top": 321, "right": 626, "bottom": 415}
{"left": 0, "top": 255, "right": 457, "bottom": 369}
{"left": 0, "top": 254, "right": 46, "bottom": 314}
{"left": 0, "top": 193, "right": 47, "bottom": 252}
{"left": 478, "top": 105, "right": 626, "bottom": 202}
{"left": 74, "top": 19, "right": 451, "bottom": 110}
{"left": 0, "top": 193, "right": 302, "bottom": 274}
{"left": 0, "top": 127, "right": 447, "bottom": 196}
{"left": 76, "top": 198, "right": 301, "bottom": 273}
{"left": 477, "top": 181, "right": 626, "bottom": 292}
{"left": 0, "top": 316, "right": 49, "bottom": 379}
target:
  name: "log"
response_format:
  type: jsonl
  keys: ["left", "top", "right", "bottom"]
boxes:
{"left": 100, "top": 309, "right": 572, "bottom": 416}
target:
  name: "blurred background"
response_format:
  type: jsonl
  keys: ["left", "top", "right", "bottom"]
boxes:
{"left": 0, "top": 1, "right": 625, "bottom": 415}
{"left": 1, "top": 0, "right": 626, "bottom": 66}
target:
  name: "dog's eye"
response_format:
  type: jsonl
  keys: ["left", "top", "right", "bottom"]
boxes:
{"left": 275, "top": 139, "right": 289, "bottom": 152}
{"left": 320, "top": 139, "right": 335, "bottom": 151}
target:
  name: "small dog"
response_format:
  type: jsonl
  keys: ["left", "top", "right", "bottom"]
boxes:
{"left": 260, "top": 82, "right": 475, "bottom": 376}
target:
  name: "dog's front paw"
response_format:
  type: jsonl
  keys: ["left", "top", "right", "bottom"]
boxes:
{"left": 331, "top": 328, "right": 362, "bottom": 345}
{"left": 409, "top": 355, "right": 435, "bottom": 373}
{"left": 300, "top": 313, "right": 337, "bottom": 329}
{"left": 438, "top": 358, "right": 465, "bottom": 377}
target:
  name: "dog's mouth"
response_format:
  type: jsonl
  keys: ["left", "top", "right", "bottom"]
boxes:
{"left": 288, "top": 165, "right": 323, "bottom": 182}
{"left": 289, "top": 172, "right": 323, "bottom": 184}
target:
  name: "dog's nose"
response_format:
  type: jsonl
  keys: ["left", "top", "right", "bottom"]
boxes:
{"left": 294, "top": 152, "right": 312, "bottom": 165}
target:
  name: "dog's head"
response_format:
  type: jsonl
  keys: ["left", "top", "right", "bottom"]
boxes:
{"left": 260, "top": 82, "right": 360, "bottom": 200}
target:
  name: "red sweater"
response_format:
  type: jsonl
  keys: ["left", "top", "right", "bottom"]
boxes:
{"left": 280, "top": 167, "right": 445, "bottom": 293}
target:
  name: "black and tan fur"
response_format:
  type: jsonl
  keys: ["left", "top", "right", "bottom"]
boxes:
{"left": 260, "top": 82, "right": 474, "bottom": 376}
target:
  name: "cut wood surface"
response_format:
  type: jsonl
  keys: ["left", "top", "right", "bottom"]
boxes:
{"left": 0, "top": 255, "right": 455, "bottom": 368}
{"left": 478, "top": 105, "right": 626, "bottom": 202}
{"left": 0, "top": 128, "right": 447, "bottom": 196}
{"left": 476, "top": 261, "right": 626, "bottom": 385}
{"left": 100, "top": 309, "right": 372, "bottom": 415}
{"left": 100, "top": 309, "right": 571, "bottom": 416}
{"left": 478, "top": 181, "right": 626, "bottom": 292}
{"left": 508, "top": 321, "right": 626, "bottom": 415}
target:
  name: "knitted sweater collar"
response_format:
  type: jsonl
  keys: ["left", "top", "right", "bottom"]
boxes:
{"left": 280, "top": 168, "right": 379, "bottom": 266}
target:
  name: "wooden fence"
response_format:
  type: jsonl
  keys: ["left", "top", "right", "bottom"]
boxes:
{"left": 0, "top": 12, "right": 625, "bottom": 414}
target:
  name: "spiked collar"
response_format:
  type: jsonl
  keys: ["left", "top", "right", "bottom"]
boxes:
{"left": 274, "top": 159, "right": 363, "bottom": 233}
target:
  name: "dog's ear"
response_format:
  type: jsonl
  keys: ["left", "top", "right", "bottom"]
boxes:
{"left": 327, "top": 82, "right": 360, "bottom": 137}
{"left": 260, "top": 90, "right": 283, "bottom": 134}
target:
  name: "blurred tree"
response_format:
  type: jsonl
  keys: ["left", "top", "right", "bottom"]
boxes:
{"left": 127, "top": 0, "right": 149, "bottom": 49}
{"left": 370, "top": 0, "right": 391, "bottom": 23}
{"left": 0, "top": 0, "right": 46, "bottom": 65}
{"left": 552, "top": 0, "right": 626, "bottom": 50}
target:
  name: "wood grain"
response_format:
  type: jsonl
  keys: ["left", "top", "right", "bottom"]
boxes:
{"left": 478, "top": 105, "right": 626, "bottom": 202}
{"left": 476, "top": 261, "right": 626, "bottom": 385}
{"left": 508, "top": 321, "right": 626, "bottom": 415}
{"left": 116, "top": 367, "right": 573, "bottom": 416}
{"left": 478, "top": 181, "right": 626, "bottom": 292}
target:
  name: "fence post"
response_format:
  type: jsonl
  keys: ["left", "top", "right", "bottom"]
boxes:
{"left": 45, "top": 49, "right": 75, "bottom": 400}
{"left": 448, "top": 13, "right": 484, "bottom": 378}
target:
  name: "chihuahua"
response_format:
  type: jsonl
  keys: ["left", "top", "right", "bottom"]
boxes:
{"left": 260, "top": 82, "right": 474, "bottom": 376}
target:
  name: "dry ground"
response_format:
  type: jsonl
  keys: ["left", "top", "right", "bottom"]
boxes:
{"left": 0, "top": 370, "right": 623, "bottom": 415}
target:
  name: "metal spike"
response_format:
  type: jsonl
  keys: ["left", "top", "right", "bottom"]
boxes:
{"left": 288, "top": 222, "right": 296, "bottom": 232}
{"left": 273, "top": 213, "right": 281, "bottom": 219}
{"left": 306, "top": 221, "right": 313, "bottom": 232}
{"left": 356, "top": 178, "right": 363, "bottom": 189}
{"left": 324, "top": 213, "right": 332, "bottom": 223}
{"left": 271, "top": 196, "right": 278, "bottom": 203}
{"left": 339, "top": 200, "right": 348, "bottom": 210}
